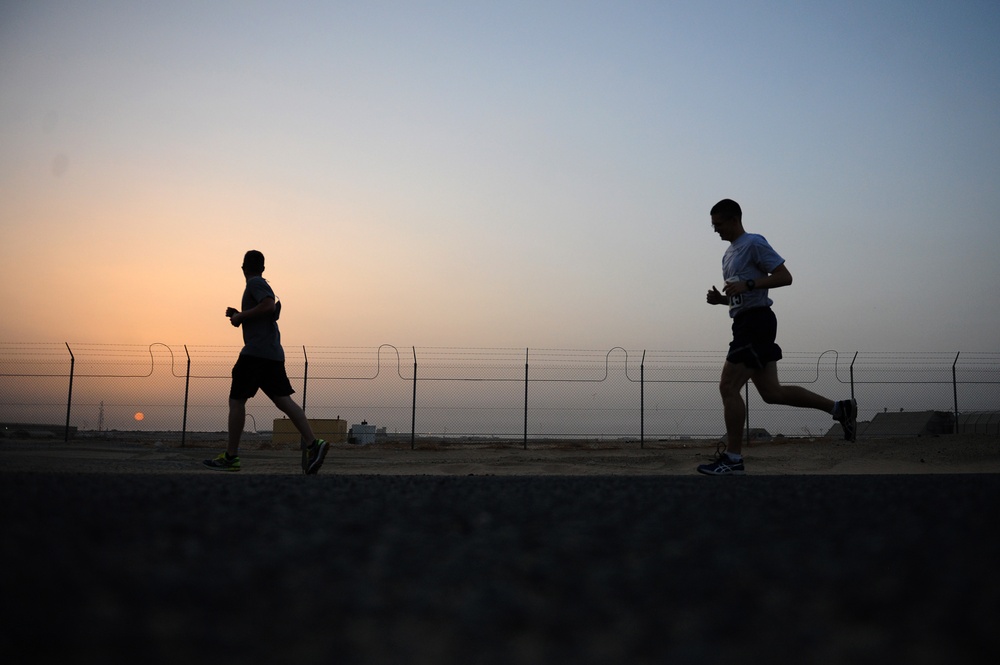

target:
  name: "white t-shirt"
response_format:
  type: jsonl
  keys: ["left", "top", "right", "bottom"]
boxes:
{"left": 721, "top": 233, "right": 785, "bottom": 318}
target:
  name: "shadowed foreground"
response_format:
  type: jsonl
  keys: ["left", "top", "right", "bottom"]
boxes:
{"left": 2, "top": 473, "right": 997, "bottom": 664}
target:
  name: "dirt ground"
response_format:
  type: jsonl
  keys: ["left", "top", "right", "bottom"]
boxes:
{"left": 1, "top": 433, "right": 998, "bottom": 475}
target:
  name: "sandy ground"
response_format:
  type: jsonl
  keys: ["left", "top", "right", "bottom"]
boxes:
{"left": 2, "top": 435, "right": 998, "bottom": 664}
{"left": 1, "top": 433, "right": 998, "bottom": 475}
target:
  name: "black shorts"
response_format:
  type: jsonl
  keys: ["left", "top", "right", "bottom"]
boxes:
{"left": 230, "top": 355, "right": 295, "bottom": 400}
{"left": 727, "top": 307, "right": 783, "bottom": 369}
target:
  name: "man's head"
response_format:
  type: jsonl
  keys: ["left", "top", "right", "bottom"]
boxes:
{"left": 242, "top": 250, "right": 265, "bottom": 276}
{"left": 710, "top": 199, "right": 741, "bottom": 221}
{"left": 710, "top": 199, "right": 744, "bottom": 242}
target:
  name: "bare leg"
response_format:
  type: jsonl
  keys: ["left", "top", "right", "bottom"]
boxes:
{"left": 227, "top": 398, "right": 247, "bottom": 457}
{"left": 751, "top": 362, "right": 834, "bottom": 413}
{"left": 719, "top": 361, "right": 755, "bottom": 455}
{"left": 722, "top": 361, "right": 839, "bottom": 456}
{"left": 718, "top": 358, "right": 843, "bottom": 464}
{"left": 272, "top": 395, "right": 317, "bottom": 443}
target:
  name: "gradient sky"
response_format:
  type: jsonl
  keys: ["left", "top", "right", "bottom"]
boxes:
{"left": 2, "top": 1, "right": 999, "bottom": 354}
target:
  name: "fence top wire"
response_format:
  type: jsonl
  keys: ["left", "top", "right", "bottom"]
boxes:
{"left": 3, "top": 343, "right": 1000, "bottom": 378}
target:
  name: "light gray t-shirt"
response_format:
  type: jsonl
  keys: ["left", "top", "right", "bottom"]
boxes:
{"left": 240, "top": 276, "right": 284, "bottom": 360}
{"left": 721, "top": 233, "right": 785, "bottom": 318}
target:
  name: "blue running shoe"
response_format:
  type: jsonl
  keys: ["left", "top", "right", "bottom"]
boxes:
{"left": 697, "top": 453, "right": 745, "bottom": 476}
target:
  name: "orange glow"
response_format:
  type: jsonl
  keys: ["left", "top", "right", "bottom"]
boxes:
{"left": 134, "top": 412, "right": 144, "bottom": 422}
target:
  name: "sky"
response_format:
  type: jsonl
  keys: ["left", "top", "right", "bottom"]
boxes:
{"left": 2, "top": 0, "right": 999, "bottom": 355}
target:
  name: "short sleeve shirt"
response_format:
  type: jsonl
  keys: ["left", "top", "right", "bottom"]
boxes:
{"left": 722, "top": 233, "right": 785, "bottom": 318}
{"left": 240, "top": 276, "right": 284, "bottom": 360}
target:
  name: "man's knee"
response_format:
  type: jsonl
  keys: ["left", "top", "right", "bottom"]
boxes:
{"left": 719, "top": 369, "right": 749, "bottom": 398}
{"left": 719, "top": 379, "right": 740, "bottom": 398}
{"left": 272, "top": 395, "right": 299, "bottom": 414}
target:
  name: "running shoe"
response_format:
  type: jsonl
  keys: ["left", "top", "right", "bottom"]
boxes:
{"left": 305, "top": 439, "right": 329, "bottom": 475}
{"left": 202, "top": 452, "right": 240, "bottom": 472}
{"left": 697, "top": 453, "right": 745, "bottom": 476}
{"left": 836, "top": 399, "right": 858, "bottom": 442}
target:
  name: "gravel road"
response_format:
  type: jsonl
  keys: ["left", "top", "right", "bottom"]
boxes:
{"left": 2, "top": 471, "right": 997, "bottom": 664}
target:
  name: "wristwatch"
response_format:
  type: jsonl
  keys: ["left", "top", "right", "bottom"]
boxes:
{"left": 745, "top": 279, "right": 756, "bottom": 291}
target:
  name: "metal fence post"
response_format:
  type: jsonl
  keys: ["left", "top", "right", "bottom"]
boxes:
{"left": 640, "top": 350, "right": 645, "bottom": 449}
{"left": 297, "top": 345, "right": 310, "bottom": 457}
{"left": 745, "top": 382, "right": 750, "bottom": 448}
{"left": 301, "top": 345, "right": 309, "bottom": 412}
{"left": 850, "top": 351, "right": 858, "bottom": 402}
{"left": 952, "top": 351, "right": 960, "bottom": 432}
{"left": 523, "top": 348, "right": 529, "bottom": 450}
{"left": 64, "top": 342, "right": 75, "bottom": 443}
{"left": 182, "top": 345, "right": 191, "bottom": 447}
{"left": 411, "top": 347, "right": 417, "bottom": 450}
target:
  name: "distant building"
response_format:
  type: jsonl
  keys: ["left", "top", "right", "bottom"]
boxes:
{"left": 272, "top": 418, "right": 347, "bottom": 446}
{"left": 957, "top": 411, "right": 1000, "bottom": 436}
{"left": 348, "top": 421, "right": 377, "bottom": 445}
{"left": 826, "top": 410, "right": 954, "bottom": 438}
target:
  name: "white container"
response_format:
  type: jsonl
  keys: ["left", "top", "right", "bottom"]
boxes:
{"left": 349, "top": 421, "right": 377, "bottom": 445}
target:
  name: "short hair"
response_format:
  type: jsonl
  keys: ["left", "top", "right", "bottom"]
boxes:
{"left": 710, "top": 199, "right": 742, "bottom": 221}
{"left": 242, "top": 250, "right": 265, "bottom": 273}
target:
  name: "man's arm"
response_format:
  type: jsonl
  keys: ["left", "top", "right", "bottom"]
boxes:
{"left": 764, "top": 263, "right": 793, "bottom": 288}
{"left": 722, "top": 263, "right": 793, "bottom": 298}
{"left": 228, "top": 297, "right": 276, "bottom": 327}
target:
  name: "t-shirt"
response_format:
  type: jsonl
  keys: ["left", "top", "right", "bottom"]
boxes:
{"left": 721, "top": 233, "right": 785, "bottom": 318}
{"left": 240, "top": 276, "right": 284, "bottom": 361}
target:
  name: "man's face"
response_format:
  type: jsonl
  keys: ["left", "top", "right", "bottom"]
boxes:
{"left": 241, "top": 261, "right": 263, "bottom": 278}
{"left": 711, "top": 214, "right": 738, "bottom": 241}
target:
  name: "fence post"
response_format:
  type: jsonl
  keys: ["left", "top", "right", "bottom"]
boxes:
{"left": 64, "top": 343, "right": 75, "bottom": 443}
{"left": 411, "top": 347, "right": 417, "bottom": 450}
{"left": 640, "top": 350, "right": 645, "bottom": 449}
{"left": 301, "top": 345, "right": 309, "bottom": 412}
{"left": 952, "top": 352, "right": 960, "bottom": 433}
{"left": 296, "top": 345, "right": 310, "bottom": 459}
{"left": 744, "top": 382, "right": 750, "bottom": 448}
{"left": 850, "top": 351, "right": 858, "bottom": 402}
{"left": 523, "top": 348, "right": 529, "bottom": 450}
{"left": 182, "top": 345, "right": 191, "bottom": 448}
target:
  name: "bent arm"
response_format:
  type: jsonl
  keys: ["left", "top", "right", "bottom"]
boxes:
{"left": 763, "top": 262, "right": 792, "bottom": 289}
{"left": 721, "top": 263, "right": 793, "bottom": 298}
{"left": 230, "top": 297, "right": 276, "bottom": 326}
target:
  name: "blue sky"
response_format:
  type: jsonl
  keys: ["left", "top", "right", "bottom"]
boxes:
{"left": 2, "top": 1, "right": 999, "bottom": 353}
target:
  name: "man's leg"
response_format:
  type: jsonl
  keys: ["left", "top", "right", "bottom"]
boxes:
{"left": 751, "top": 363, "right": 857, "bottom": 440}
{"left": 750, "top": 362, "right": 834, "bottom": 413}
{"left": 271, "top": 395, "right": 317, "bottom": 442}
{"left": 227, "top": 398, "right": 247, "bottom": 457}
{"left": 720, "top": 360, "right": 756, "bottom": 455}
{"left": 698, "top": 360, "right": 754, "bottom": 474}
{"left": 272, "top": 394, "right": 330, "bottom": 474}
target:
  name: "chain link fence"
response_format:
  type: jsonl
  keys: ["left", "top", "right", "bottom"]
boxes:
{"left": 1, "top": 343, "right": 998, "bottom": 446}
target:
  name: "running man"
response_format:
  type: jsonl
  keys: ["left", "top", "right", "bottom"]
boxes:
{"left": 700, "top": 199, "right": 857, "bottom": 475}
{"left": 203, "top": 250, "right": 329, "bottom": 474}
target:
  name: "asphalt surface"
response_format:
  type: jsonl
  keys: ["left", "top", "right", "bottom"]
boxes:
{"left": 2, "top": 472, "right": 997, "bottom": 664}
